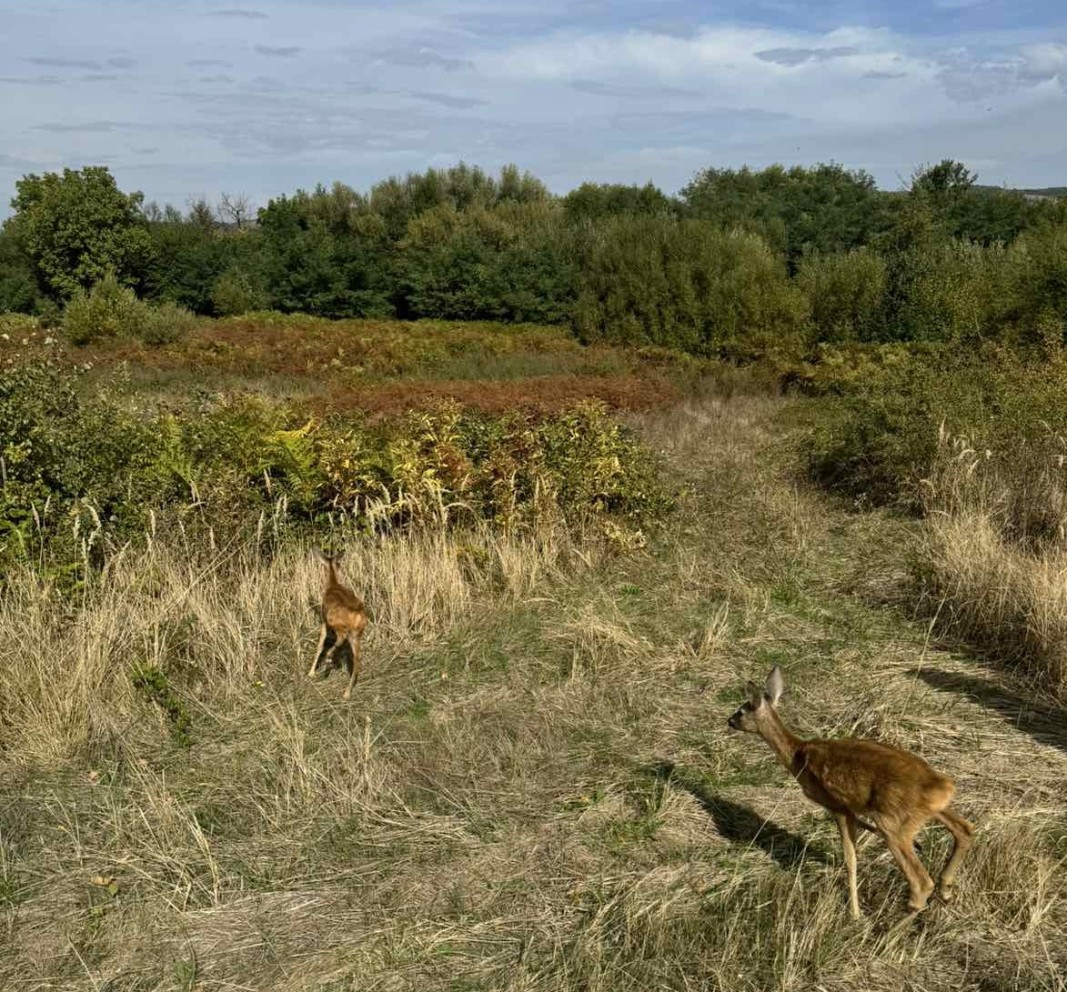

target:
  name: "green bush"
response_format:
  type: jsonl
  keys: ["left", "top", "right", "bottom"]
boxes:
{"left": 0, "top": 362, "right": 175, "bottom": 573}
{"left": 795, "top": 248, "right": 886, "bottom": 342}
{"left": 62, "top": 272, "right": 145, "bottom": 344}
{"left": 1005, "top": 222, "right": 1067, "bottom": 343}
{"left": 62, "top": 272, "right": 198, "bottom": 345}
{"left": 140, "top": 300, "right": 200, "bottom": 344}
{"left": 805, "top": 349, "right": 1067, "bottom": 519}
{"left": 896, "top": 240, "right": 1009, "bottom": 342}
{"left": 397, "top": 201, "right": 577, "bottom": 323}
{"left": 318, "top": 401, "right": 673, "bottom": 531}
{"left": 0, "top": 363, "right": 673, "bottom": 573}
{"left": 573, "top": 217, "right": 808, "bottom": 354}
{"left": 210, "top": 268, "right": 269, "bottom": 316}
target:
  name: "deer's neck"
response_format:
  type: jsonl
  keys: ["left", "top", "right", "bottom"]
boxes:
{"left": 758, "top": 708, "right": 803, "bottom": 770}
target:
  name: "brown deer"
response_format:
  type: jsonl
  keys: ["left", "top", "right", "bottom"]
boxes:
{"left": 727, "top": 666, "right": 973, "bottom": 919}
{"left": 308, "top": 548, "right": 368, "bottom": 700}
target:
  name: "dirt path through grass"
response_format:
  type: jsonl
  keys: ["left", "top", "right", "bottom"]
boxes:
{"left": 2, "top": 389, "right": 1065, "bottom": 991}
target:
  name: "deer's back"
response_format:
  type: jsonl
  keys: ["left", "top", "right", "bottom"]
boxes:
{"left": 322, "top": 584, "right": 365, "bottom": 631}
{"left": 793, "top": 738, "right": 954, "bottom": 820}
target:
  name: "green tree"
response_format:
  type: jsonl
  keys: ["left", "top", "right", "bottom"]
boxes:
{"left": 573, "top": 216, "right": 808, "bottom": 353}
{"left": 562, "top": 182, "right": 675, "bottom": 222}
{"left": 369, "top": 163, "right": 550, "bottom": 241}
{"left": 680, "top": 163, "right": 888, "bottom": 266}
{"left": 910, "top": 159, "right": 976, "bottom": 200}
{"left": 257, "top": 184, "right": 392, "bottom": 317}
{"left": 5, "top": 166, "right": 152, "bottom": 300}
{"left": 397, "top": 201, "right": 576, "bottom": 322}
{"left": 145, "top": 203, "right": 250, "bottom": 314}
{"left": 908, "top": 160, "right": 1054, "bottom": 246}
{"left": 0, "top": 226, "right": 39, "bottom": 313}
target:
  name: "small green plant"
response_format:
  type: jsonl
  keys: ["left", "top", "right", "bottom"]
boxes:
{"left": 131, "top": 663, "right": 193, "bottom": 747}
{"left": 140, "top": 299, "right": 199, "bottom": 344}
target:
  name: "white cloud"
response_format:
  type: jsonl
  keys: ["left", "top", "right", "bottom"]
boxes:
{"left": 0, "top": 0, "right": 1065, "bottom": 210}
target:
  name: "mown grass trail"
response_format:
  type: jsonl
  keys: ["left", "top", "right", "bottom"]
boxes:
{"left": 2, "top": 387, "right": 1065, "bottom": 991}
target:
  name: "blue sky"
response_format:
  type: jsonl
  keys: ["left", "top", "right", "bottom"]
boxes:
{"left": 1, "top": 0, "right": 1066, "bottom": 214}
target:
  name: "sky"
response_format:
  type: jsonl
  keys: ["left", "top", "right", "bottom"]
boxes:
{"left": 1, "top": 0, "right": 1066, "bottom": 214}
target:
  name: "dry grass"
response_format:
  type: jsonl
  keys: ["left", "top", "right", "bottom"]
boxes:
{"left": 918, "top": 430, "right": 1067, "bottom": 697}
{"left": 3, "top": 387, "right": 1066, "bottom": 991}
{"left": 0, "top": 525, "right": 569, "bottom": 768}
{"left": 922, "top": 512, "right": 1067, "bottom": 695}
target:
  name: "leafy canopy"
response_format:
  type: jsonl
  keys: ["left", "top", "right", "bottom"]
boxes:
{"left": 6, "top": 166, "right": 151, "bottom": 300}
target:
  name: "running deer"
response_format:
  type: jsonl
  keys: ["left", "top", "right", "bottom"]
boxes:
{"left": 308, "top": 548, "right": 368, "bottom": 700}
{"left": 727, "top": 666, "right": 973, "bottom": 919}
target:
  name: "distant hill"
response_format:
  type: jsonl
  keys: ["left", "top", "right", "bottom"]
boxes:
{"left": 974, "top": 184, "right": 1067, "bottom": 200}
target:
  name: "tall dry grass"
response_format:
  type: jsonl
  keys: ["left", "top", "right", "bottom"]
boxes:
{"left": 920, "top": 428, "right": 1067, "bottom": 696}
{"left": 923, "top": 512, "right": 1067, "bottom": 694}
{"left": 0, "top": 524, "right": 569, "bottom": 769}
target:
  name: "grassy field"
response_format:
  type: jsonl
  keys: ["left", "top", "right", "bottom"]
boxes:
{"left": 1, "top": 320, "right": 1066, "bottom": 990}
{"left": 0, "top": 313, "right": 692, "bottom": 416}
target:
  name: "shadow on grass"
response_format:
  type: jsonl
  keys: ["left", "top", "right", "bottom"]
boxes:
{"left": 643, "top": 761, "right": 831, "bottom": 869}
{"left": 909, "top": 666, "right": 1067, "bottom": 755}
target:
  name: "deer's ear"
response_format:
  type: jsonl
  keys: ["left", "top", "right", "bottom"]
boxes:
{"left": 311, "top": 547, "right": 326, "bottom": 563}
{"left": 745, "top": 680, "right": 762, "bottom": 706}
{"left": 332, "top": 549, "right": 345, "bottom": 564}
{"left": 764, "top": 666, "right": 784, "bottom": 707}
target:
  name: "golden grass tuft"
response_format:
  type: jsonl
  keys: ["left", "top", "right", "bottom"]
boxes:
{"left": 923, "top": 511, "right": 1067, "bottom": 695}
{"left": 917, "top": 427, "right": 1067, "bottom": 697}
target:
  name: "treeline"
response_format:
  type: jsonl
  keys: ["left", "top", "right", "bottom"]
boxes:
{"left": 2, "top": 159, "right": 1066, "bottom": 350}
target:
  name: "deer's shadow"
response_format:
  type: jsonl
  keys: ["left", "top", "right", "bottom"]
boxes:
{"left": 909, "top": 667, "right": 1067, "bottom": 755}
{"left": 643, "top": 761, "right": 831, "bottom": 870}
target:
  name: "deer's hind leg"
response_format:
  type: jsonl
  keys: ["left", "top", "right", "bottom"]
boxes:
{"left": 342, "top": 629, "right": 363, "bottom": 701}
{"left": 883, "top": 816, "right": 936, "bottom": 913}
{"left": 934, "top": 809, "right": 974, "bottom": 902}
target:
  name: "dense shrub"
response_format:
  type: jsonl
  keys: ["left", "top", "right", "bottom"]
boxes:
{"left": 1005, "top": 222, "right": 1067, "bottom": 342}
{"left": 0, "top": 363, "right": 174, "bottom": 572}
{"left": 62, "top": 272, "right": 198, "bottom": 345}
{"left": 795, "top": 249, "right": 886, "bottom": 342}
{"left": 573, "top": 217, "right": 808, "bottom": 353}
{"left": 256, "top": 189, "right": 392, "bottom": 318}
{"left": 63, "top": 272, "right": 148, "bottom": 344}
{"left": 210, "top": 268, "right": 269, "bottom": 316}
{"left": 397, "top": 202, "right": 577, "bottom": 323}
{"left": 0, "top": 364, "right": 672, "bottom": 573}
{"left": 888, "top": 239, "right": 1009, "bottom": 342}
{"left": 806, "top": 350, "right": 1067, "bottom": 517}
